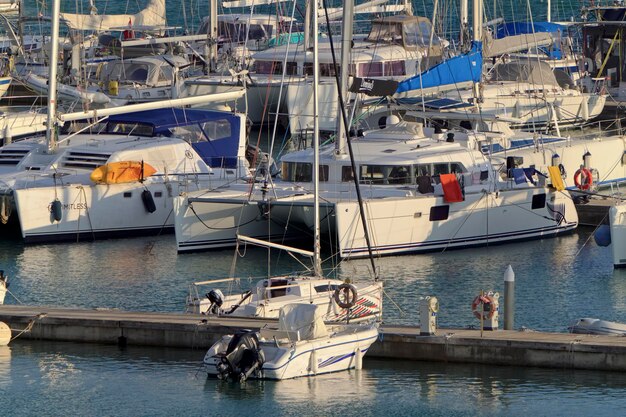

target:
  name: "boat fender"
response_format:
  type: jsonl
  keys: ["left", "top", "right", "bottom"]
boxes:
{"left": 334, "top": 283, "right": 358, "bottom": 309}
{"left": 471, "top": 294, "right": 496, "bottom": 320}
{"left": 51, "top": 199, "right": 62, "bottom": 222}
{"left": 141, "top": 190, "right": 157, "bottom": 213}
{"left": 0, "top": 322, "right": 10, "bottom": 346}
{"left": 573, "top": 168, "right": 593, "bottom": 191}
{"left": 594, "top": 224, "right": 611, "bottom": 247}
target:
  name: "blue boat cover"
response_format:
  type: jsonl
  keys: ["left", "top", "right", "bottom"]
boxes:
{"left": 108, "top": 108, "right": 242, "bottom": 169}
{"left": 396, "top": 41, "right": 483, "bottom": 94}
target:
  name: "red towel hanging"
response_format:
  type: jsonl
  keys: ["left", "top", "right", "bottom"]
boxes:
{"left": 440, "top": 173, "right": 463, "bottom": 203}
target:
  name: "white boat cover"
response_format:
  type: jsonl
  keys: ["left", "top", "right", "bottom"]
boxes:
{"left": 60, "top": 0, "right": 166, "bottom": 31}
{"left": 279, "top": 304, "right": 328, "bottom": 340}
{"left": 489, "top": 60, "right": 559, "bottom": 86}
{"left": 483, "top": 32, "right": 554, "bottom": 58}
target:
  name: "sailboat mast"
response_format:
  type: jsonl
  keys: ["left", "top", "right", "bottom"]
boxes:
{"left": 313, "top": 0, "right": 322, "bottom": 276}
{"left": 208, "top": 0, "right": 218, "bottom": 72}
{"left": 334, "top": 0, "right": 353, "bottom": 156}
{"left": 46, "top": 0, "right": 61, "bottom": 154}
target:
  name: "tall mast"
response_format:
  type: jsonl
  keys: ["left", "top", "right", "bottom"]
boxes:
{"left": 460, "top": 0, "right": 468, "bottom": 46}
{"left": 334, "top": 0, "right": 354, "bottom": 156}
{"left": 313, "top": 0, "right": 322, "bottom": 276}
{"left": 46, "top": 0, "right": 61, "bottom": 154}
{"left": 208, "top": 0, "right": 218, "bottom": 72}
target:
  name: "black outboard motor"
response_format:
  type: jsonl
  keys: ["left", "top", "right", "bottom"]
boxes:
{"left": 215, "top": 331, "right": 265, "bottom": 382}
{"left": 206, "top": 289, "right": 224, "bottom": 315}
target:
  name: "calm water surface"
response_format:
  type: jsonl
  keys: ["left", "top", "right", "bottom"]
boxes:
{"left": 4, "top": 1, "right": 624, "bottom": 415}
{"left": 1, "top": 227, "right": 626, "bottom": 415}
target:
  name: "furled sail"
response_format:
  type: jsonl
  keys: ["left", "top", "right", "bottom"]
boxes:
{"left": 60, "top": 0, "right": 166, "bottom": 31}
{"left": 395, "top": 41, "right": 483, "bottom": 96}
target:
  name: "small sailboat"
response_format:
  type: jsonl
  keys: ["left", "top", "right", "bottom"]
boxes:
{"left": 202, "top": 0, "right": 380, "bottom": 381}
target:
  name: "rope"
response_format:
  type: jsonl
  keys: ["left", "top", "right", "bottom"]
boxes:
{"left": 10, "top": 313, "right": 47, "bottom": 341}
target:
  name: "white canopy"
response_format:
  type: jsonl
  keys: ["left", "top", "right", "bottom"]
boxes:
{"left": 60, "top": 0, "right": 166, "bottom": 31}
{"left": 279, "top": 304, "right": 328, "bottom": 340}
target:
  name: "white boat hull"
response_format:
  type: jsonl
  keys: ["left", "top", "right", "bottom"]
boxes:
{"left": 11, "top": 177, "right": 233, "bottom": 242}
{"left": 204, "top": 325, "right": 378, "bottom": 380}
{"left": 332, "top": 187, "right": 578, "bottom": 258}
{"left": 610, "top": 203, "right": 626, "bottom": 267}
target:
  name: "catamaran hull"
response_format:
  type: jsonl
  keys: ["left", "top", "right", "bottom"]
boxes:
{"left": 8, "top": 179, "right": 229, "bottom": 242}
{"left": 174, "top": 194, "right": 335, "bottom": 252}
{"left": 331, "top": 187, "right": 578, "bottom": 258}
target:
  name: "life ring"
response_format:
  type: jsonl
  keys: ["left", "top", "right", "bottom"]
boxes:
{"left": 334, "top": 283, "right": 358, "bottom": 309}
{"left": 471, "top": 294, "right": 496, "bottom": 320}
{"left": 573, "top": 168, "right": 593, "bottom": 191}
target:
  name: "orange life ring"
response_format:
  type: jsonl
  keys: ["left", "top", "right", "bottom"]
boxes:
{"left": 573, "top": 168, "right": 593, "bottom": 191}
{"left": 471, "top": 294, "right": 496, "bottom": 320}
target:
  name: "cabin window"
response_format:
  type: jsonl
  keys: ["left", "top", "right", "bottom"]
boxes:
{"left": 415, "top": 162, "right": 466, "bottom": 182}
{"left": 169, "top": 119, "right": 232, "bottom": 142}
{"left": 359, "top": 62, "right": 383, "bottom": 77}
{"left": 430, "top": 205, "right": 449, "bottom": 221}
{"left": 286, "top": 62, "right": 298, "bottom": 75}
{"left": 359, "top": 165, "right": 412, "bottom": 184}
{"left": 320, "top": 63, "right": 339, "bottom": 76}
{"left": 532, "top": 194, "right": 546, "bottom": 209}
{"left": 247, "top": 24, "right": 271, "bottom": 41}
{"left": 384, "top": 61, "right": 406, "bottom": 76}
{"left": 366, "top": 22, "right": 402, "bottom": 43}
{"left": 254, "top": 61, "right": 282, "bottom": 75}
{"left": 281, "top": 162, "right": 328, "bottom": 182}
{"left": 342, "top": 166, "right": 354, "bottom": 182}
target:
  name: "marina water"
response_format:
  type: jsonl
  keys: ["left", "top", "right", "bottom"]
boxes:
{"left": 5, "top": 0, "right": 626, "bottom": 415}
{"left": 1, "top": 227, "right": 626, "bottom": 415}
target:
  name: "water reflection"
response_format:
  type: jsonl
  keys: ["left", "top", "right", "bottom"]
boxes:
{"left": 0, "top": 346, "right": 10, "bottom": 387}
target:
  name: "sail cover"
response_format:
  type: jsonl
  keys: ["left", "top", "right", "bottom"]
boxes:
{"left": 60, "top": 0, "right": 166, "bottom": 31}
{"left": 395, "top": 41, "right": 482, "bottom": 94}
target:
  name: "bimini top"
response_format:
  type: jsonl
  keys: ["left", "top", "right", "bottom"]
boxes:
{"left": 64, "top": 108, "right": 245, "bottom": 169}
{"left": 106, "top": 108, "right": 242, "bottom": 136}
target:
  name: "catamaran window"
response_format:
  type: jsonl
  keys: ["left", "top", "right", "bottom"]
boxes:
{"left": 248, "top": 24, "right": 272, "bottom": 41}
{"left": 320, "top": 63, "right": 339, "bottom": 76}
{"left": 415, "top": 162, "right": 466, "bottom": 180}
{"left": 384, "top": 61, "right": 406, "bottom": 76}
{"left": 255, "top": 61, "right": 282, "bottom": 74}
{"left": 282, "top": 163, "right": 329, "bottom": 182}
{"left": 359, "top": 62, "right": 383, "bottom": 77}
{"left": 342, "top": 166, "right": 354, "bottom": 182}
{"left": 359, "top": 165, "right": 412, "bottom": 184}
{"left": 403, "top": 21, "right": 422, "bottom": 46}
{"left": 169, "top": 119, "right": 232, "bottom": 142}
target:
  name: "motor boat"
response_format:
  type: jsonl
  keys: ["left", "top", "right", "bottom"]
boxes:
{"left": 203, "top": 303, "right": 379, "bottom": 381}
{"left": 568, "top": 318, "right": 626, "bottom": 336}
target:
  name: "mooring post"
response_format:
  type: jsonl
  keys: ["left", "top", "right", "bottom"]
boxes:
{"left": 504, "top": 265, "right": 515, "bottom": 330}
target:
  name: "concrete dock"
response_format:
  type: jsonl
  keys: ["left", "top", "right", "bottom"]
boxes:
{"left": 1, "top": 305, "right": 625, "bottom": 372}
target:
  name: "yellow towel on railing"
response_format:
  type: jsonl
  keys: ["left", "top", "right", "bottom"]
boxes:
{"left": 548, "top": 166, "right": 565, "bottom": 191}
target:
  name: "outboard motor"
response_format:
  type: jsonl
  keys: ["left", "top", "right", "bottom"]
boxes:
{"left": 206, "top": 289, "right": 224, "bottom": 314}
{"left": 215, "top": 331, "right": 265, "bottom": 382}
